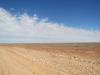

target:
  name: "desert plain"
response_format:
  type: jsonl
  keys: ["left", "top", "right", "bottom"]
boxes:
{"left": 0, "top": 43, "right": 100, "bottom": 75}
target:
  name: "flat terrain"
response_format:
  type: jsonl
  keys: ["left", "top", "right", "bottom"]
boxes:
{"left": 0, "top": 43, "right": 100, "bottom": 75}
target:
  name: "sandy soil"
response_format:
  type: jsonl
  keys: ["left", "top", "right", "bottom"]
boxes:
{"left": 0, "top": 43, "right": 100, "bottom": 75}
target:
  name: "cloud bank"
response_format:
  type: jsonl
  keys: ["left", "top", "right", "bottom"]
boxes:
{"left": 0, "top": 8, "right": 100, "bottom": 43}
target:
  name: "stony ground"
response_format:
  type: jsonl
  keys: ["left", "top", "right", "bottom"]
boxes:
{"left": 0, "top": 43, "right": 100, "bottom": 75}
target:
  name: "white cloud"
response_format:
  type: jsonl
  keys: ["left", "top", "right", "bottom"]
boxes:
{"left": 0, "top": 7, "right": 100, "bottom": 43}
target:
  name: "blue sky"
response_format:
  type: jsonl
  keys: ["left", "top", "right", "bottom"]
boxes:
{"left": 0, "top": 0, "right": 100, "bottom": 30}
{"left": 0, "top": 0, "right": 100, "bottom": 43}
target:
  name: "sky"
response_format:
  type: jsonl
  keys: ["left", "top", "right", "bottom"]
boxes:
{"left": 0, "top": 0, "right": 100, "bottom": 43}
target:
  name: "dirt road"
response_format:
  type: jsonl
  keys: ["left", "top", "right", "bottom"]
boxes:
{"left": 0, "top": 44, "right": 100, "bottom": 75}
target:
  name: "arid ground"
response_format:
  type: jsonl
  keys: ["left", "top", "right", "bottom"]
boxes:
{"left": 0, "top": 43, "right": 100, "bottom": 75}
